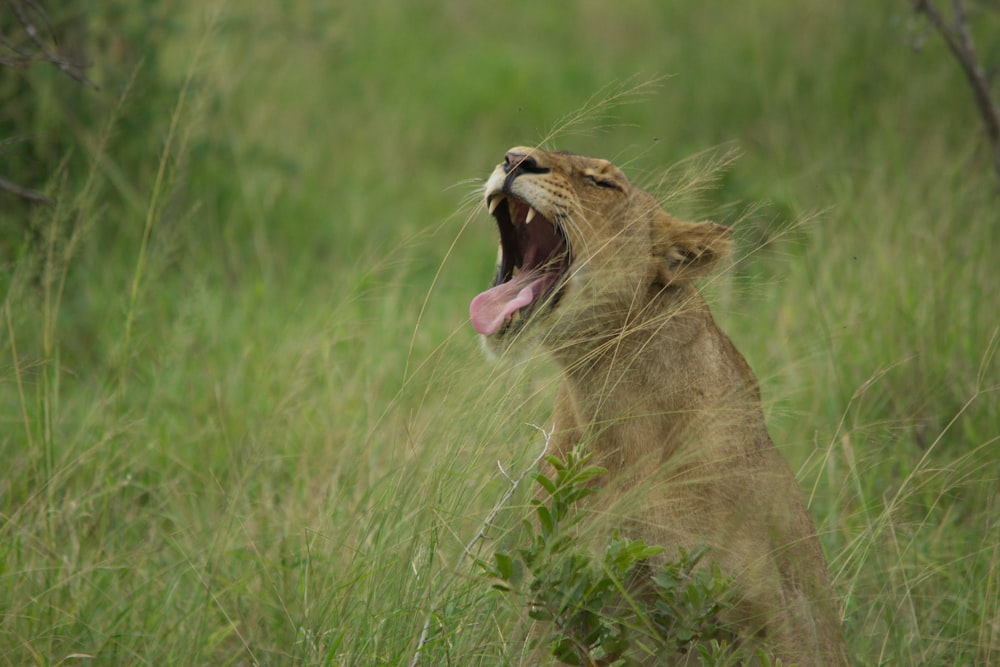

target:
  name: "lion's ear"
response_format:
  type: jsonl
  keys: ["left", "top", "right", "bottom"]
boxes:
{"left": 651, "top": 213, "right": 732, "bottom": 286}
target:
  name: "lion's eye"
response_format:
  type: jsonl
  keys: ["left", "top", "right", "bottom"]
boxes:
{"left": 584, "top": 173, "right": 621, "bottom": 190}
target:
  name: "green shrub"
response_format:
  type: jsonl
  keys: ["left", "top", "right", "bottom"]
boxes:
{"left": 480, "top": 449, "right": 764, "bottom": 666}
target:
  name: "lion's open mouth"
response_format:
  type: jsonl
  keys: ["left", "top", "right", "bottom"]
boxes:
{"left": 469, "top": 195, "right": 571, "bottom": 336}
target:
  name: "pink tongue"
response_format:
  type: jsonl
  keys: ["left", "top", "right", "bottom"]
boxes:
{"left": 470, "top": 270, "right": 548, "bottom": 336}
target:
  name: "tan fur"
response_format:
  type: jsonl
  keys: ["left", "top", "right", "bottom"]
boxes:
{"left": 477, "top": 147, "right": 849, "bottom": 665}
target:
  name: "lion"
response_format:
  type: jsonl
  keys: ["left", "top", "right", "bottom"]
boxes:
{"left": 469, "top": 146, "right": 849, "bottom": 665}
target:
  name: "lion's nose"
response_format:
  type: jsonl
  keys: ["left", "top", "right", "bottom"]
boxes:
{"left": 503, "top": 150, "right": 544, "bottom": 175}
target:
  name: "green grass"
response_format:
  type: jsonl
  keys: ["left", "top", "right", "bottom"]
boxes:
{"left": 2, "top": 0, "right": 998, "bottom": 664}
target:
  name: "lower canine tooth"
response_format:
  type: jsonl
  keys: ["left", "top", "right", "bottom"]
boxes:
{"left": 525, "top": 207, "right": 537, "bottom": 224}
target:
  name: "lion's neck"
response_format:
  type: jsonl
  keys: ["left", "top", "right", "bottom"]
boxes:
{"left": 551, "top": 284, "right": 708, "bottom": 383}
{"left": 548, "top": 285, "right": 763, "bottom": 470}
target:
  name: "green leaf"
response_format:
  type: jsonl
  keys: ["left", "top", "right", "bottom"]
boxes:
{"left": 509, "top": 556, "right": 524, "bottom": 587}
{"left": 547, "top": 534, "right": 574, "bottom": 555}
{"left": 569, "top": 465, "right": 607, "bottom": 486}
{"left": 534, "top": 473, "right": 557, "bottom": 496}
{"left": 528, "top": 606, "right": 553, "bottom": 621}
{"left": 652, "top": 569, "right": 681, "bottom": 591}
{"left": 494, "top": 552, "right": 513, "bottom": 580}
{"left": 536, "top": 505, "right": 554, "bottom": 535}
{"left": 552, "top": 636, "right": 581, "bottom": 665}
{"left": 544, "top": 455, "right": 566, "bottom": 471}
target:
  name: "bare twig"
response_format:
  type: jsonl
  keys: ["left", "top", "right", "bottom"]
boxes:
{"left": 0, "top": 174, "right": 54, "bottom": 206}
{"left": 2, "top": 0, "right": 97, "bottom": 206}
{"left": 408, "top": 427, "right": 552, "bottom": 667}
{"left": 462, "top": 426, "right": 552, "bottom": 560}
{"left": 5, "top": 0, "right": 97, "bottom": 88}
{"left": 913, "top": 0, "right": 1000, "bottom": 181}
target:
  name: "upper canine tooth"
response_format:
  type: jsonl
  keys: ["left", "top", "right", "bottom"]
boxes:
{"left": 525, "top": 207, "right": 537, "bottom": 224}
{"left": 488, "top": 196, "right": 504, "bottom": 215}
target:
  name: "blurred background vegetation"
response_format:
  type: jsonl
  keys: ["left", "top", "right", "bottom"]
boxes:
{"left": 1, "top": 0, "right": 997, "bottom": 664}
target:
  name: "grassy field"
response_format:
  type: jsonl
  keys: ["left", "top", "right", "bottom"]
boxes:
{"left": 2, "top": 1, "right": 998, "bottom": 664}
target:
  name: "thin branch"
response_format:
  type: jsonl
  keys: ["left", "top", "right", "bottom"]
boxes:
{"left": 462, "top": 428, "right": 552, "bottom": 560}
{"left": 6, "top": 0, "right": 97, "bottom": 89}
{"left": 0, "top": 174, "right": 54, "bottom": 206}
{"left": 913, "top": 0, "right": 1000, "bottom": 181}
{"left": 1, "top": 1, "right": 98, "bottom": 206}
{"left": 408, "top": 427, "right": 552, "bottom": 667}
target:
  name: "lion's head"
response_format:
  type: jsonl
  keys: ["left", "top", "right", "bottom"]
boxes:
{"left": 470, "top": 146, "right": 733, "bottom": 355}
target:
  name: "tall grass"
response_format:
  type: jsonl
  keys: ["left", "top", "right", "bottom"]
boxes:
{"left": 2, "top": 0, "right": 997, "bottom": 664}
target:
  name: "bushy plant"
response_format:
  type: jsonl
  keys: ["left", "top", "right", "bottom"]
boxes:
{"left": 480, "top": 449, "right": 764, "bottom": 666}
